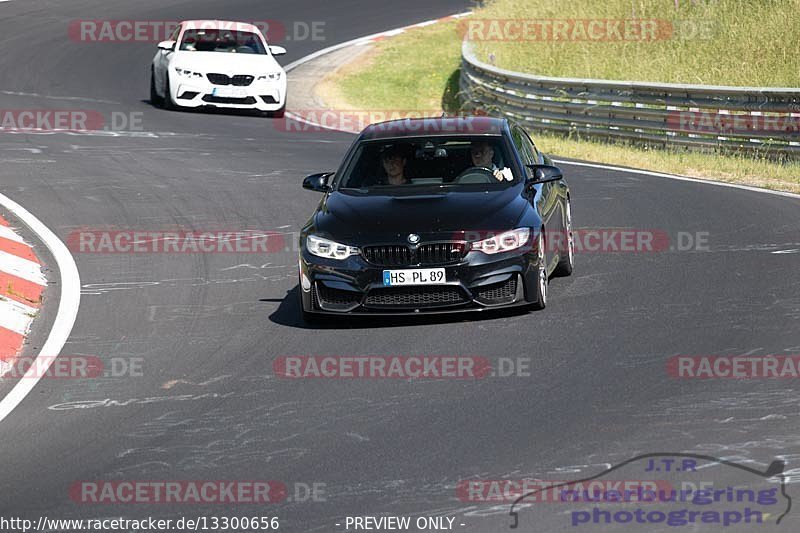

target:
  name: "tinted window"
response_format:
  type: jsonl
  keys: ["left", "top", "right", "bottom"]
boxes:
{"left": 337, "top": 136, "right": 517, "bottom": 191}
{"left": 521, "top": 129, "right": 541, "bottom": 163}
{"left": 179, "top": 29, "right": 267, "bottom": 54}
{"left": 512, "top": 126, "right": 535, "bottom": 164}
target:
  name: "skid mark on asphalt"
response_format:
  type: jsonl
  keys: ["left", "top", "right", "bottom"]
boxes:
{"left": 0, "top": 89, "right": 117, "bottom": 103}
{"left": 47, "top": 391, "right": 237, "bottom": 410}
{"left": 81, "top": 273, "right": 294, "bottom": 295}
{"left": 147, "top": 301, "right": 270, "bottom": 322}
{"left": 91, "top": 394, "right": 417, "bottom": 474}
{"left": 220, "top": 263, "right": 290, "bottom": 271}
{"left": 162, "top": 375, "right": 232, "bottom": 389}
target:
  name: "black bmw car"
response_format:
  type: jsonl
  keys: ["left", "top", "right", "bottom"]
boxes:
{"left": 298, "top": 116, "right": 573, "bottom": 321}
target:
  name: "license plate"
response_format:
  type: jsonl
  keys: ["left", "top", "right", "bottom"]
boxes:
{"left": 383, "top": 268, "right": 446, "bottom": 286}
{"left": 211, "top": 87, "right": 248, "bottom": 98}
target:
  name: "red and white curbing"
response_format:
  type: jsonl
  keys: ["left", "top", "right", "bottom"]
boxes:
{"left": 0, "top": 215, "right": 46, "bottom": 374}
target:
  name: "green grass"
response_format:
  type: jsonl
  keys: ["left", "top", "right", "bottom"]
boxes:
{"left": 470, "top": 0, "right": 800, "bottom": 86}
{"left": 532, "top": 133, "right": 800, "bottom": 193}
{"left": 329, "top": 1, "right": 800, "bottom": 193}
{"left": 337, "top": 22, "right": 463, "bottom": 112}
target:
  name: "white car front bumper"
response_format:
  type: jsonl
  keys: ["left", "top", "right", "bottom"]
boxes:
{"left": 170, "top": 72, "right": 286, "bottom": 111}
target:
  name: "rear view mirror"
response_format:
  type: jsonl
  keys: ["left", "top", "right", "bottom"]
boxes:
{"left": 157, "top": 40, "right": 176, "bottom": 51}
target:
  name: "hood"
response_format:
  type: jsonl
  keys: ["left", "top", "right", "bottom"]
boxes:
{"left": 313, "top": 187, "right": 530, "bottom": 243}
{"left": 173, "top": 51, "right": 282, "bottom": 73}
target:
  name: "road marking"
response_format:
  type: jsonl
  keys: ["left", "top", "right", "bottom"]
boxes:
{"left": 0, "top": 249, "right": 47, "bottom": 285}
{"left": 0, "top": 328, "right": 24, "bottom": 369}
{"left": 0, "top": 224, "right": 25, "bottom": 243}
{"left": 0, "top": 271, "right": 43, "bottom": 306}
{"left": 0, "top": 194, "right": 81, "bottom": 423}
{"left": 551, "top": 160, "right": 800, "bottom": 201}
{"left": 0, "top": 298, "right": 37, "bottom": 335}
{"left": 283, "top": 11, "right": 472, "bottom": 73}
{"left": 0, "top": 236, "right": 40, "bottom": 262}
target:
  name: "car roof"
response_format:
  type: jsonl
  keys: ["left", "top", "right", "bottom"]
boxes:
{"left": 358, "top": 116, "right": 509, "bottom": 141}
{"left": 180, "top": 20, "right": 262, "bottom": 33}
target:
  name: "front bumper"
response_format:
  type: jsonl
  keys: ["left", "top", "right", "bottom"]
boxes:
{"left": 170, "top": 73, "right": 286, "bottom": 111}
{"left": 299, "top": 248, "right": 541, "bottom": 316}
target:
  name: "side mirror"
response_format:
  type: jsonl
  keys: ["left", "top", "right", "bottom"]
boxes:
{"left": 269, "top": 45, "right": 287, "bottom": 56}
{"left": 157, "top": 40, "right": 176, "bottom": 51}
{"left": 303, "top": 172, "right": 333, "bottom": 192}
{"left": 525, "top": 164, "right": 563, "bottom": 186}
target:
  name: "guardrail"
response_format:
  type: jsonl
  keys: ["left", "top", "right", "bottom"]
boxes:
{"left": 459, "top": 40, "right": 800, "bottom": 157}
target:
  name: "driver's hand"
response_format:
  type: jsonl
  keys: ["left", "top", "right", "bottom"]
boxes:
{"left": 493, "top": 168, "right": 513, "bottom": 181}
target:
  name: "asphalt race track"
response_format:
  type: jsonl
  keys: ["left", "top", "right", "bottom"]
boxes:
{"left": 1, "top": 0, "right": 799, "bottom": 531}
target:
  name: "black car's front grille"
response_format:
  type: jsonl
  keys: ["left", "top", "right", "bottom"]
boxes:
{"left": 314, "top": 284, "right": 361, "bottom": 310}
{"left": 475, "top": 276, "right": 517, "bottom": 304}
{"left": 365, "top": 286, "right": 467, "bottom": 308}
{"left": 363, "top": 243, "right": 467, "bottom": 267}
{"left": 207, "top": 73, "right": 254, "bottom": 86}
{"left": 363, "top": 245, "right": 412, "bottom": 266}
{"left": 202, "top": 95, "right": 257, "bottom": 105}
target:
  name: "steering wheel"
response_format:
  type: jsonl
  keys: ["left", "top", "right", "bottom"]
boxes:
{"left": 454, "top": 166, "right": 495, "bottom": 184}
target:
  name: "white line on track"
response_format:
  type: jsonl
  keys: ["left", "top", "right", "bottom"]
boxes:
{"left": 551, "top": 160, "right": 800, "bottom": 201}
{"left": 0, "top": 193, "right": 81, "bottom": 424}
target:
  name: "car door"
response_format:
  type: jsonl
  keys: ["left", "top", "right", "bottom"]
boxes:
{"left": 513, "top": 126, "right": 558, "bottom": 227}
{"left": 153, "top": 24, "right": 181, "bottom": 94}
{"left": 513, "top": 125, "right": 564, "bottom": 269}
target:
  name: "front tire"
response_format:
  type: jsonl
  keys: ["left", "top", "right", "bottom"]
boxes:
{"left": 530, "top": 231, "right": 548, "bottom": 310}
{"left": 163, "top": 75, "right": 176, "bottom": 110}
{"left": 268, "top": 103, "right": 286, "bottom": 118}
{"left": 553, "top": 199, "right": 574, "bottom": 277}
{"left": 150, "top": 69, "right": 163, "bottom": 107}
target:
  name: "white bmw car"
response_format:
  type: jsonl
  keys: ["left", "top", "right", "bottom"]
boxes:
{"left": 150, "top": 20, "right": 287, "bottom": 116}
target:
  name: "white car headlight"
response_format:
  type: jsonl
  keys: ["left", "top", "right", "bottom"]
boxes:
{"left": 306, "top": 235, "right": 359, "bottom": 260}
{"left": 258, "top": 72, "right": 282, "bottom": 81}
{"left": 471, "top": 228, "right": 531, "bottom": 254}
{"left": 174, "top": 68, "right": 204, "bottom": 79}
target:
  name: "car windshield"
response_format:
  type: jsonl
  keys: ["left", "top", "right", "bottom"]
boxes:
{"left": 179, "top": 29, "right": 267, "bottom": 54}
{"left": 337, "top": 136, "right": 518, "bottom": 192}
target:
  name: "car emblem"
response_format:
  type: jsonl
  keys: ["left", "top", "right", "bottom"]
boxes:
{"left": 407, "top": 233, "right": 420, "bottom": 244}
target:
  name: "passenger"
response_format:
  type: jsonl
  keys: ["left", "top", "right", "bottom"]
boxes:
{"left": 380, "top": 146, "right": 410, "bottom": 185}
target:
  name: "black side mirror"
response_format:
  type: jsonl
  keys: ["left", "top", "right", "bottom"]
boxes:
{"left": 525, "top": 164, "right": 563, "bottom": 186}
{"left": 303, "top": 172, "right": 333, "bottom": 192}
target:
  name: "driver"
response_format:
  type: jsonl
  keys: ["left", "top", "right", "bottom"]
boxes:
{"left": 380, "top": 146, "right": 410, "bottom": 185}
{"left": 470, "top": 141, "right": 512, "bottom": 182}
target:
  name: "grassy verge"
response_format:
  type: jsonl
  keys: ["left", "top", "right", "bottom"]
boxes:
{"left": 326, "top": 9, "right": 800, "bottom": 194}
{"left": 470, "top": 0, "right": 800, "bottom": 86}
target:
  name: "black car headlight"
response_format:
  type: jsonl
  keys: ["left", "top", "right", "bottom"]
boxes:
{"left": 306, "top": 235, "right": 359, "bottom": 260}
{"left": 471, "top": 228, "right": 531, "bottom": 254}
